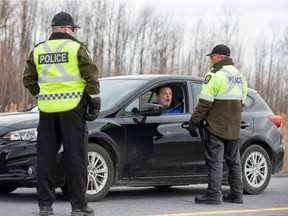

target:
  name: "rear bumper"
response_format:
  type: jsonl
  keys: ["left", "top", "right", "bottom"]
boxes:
{"left": 272, "top": 145, "right": 285, "bottom": 174}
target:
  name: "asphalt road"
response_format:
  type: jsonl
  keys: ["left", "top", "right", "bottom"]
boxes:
{"left": 1, "top": 174, "right": 288, "bottom": 216}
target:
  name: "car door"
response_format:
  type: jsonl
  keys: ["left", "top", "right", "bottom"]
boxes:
{"left": 239, "top": 94, "right": 254, "bottom": 146}
{"left": 188, "top": 81, "right": 208, "bottom": 175}
{"left": 122, "top": 82, "right": 201, "bottom": 180}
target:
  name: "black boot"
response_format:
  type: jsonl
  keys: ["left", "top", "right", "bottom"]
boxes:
{"left": 222, "top": 192, "right": 243, "bottom": 203}
{"left": 71, "top": 206, "right": 94, "bottom": 216}
{"left": 39, "top": 206, "right": 54, "bottom": 215}
{"left": 194, "top": 194, "right": 221, "bottom": 205}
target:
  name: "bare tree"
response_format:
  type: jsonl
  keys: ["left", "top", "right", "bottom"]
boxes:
{"left": 0, "top": 0, "right": 287, "bottom": 116}
{"left": 18, "top": 1, "right": 40, "bottom": 108}
{"left": 219, "top": 5, "right": 239, "bottom": 45}
{"left": 128, "top": 6, "right": 152, "bottom": 74}
{"left": 0, "top": 1, "right": 18, "bottom": 109}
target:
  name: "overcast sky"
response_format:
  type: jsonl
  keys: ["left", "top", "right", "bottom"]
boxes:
{"left": 126, "top": 0, "right": 288, "bottom": 41}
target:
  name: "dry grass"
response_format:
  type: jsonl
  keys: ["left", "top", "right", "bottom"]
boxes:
{"left": 280, "top": 113, "right": 288, "bottom": 173}
{"left": 1, "top": 102, "right": 24, "bottom": 112}
{"left": 0, "top": 103, "right": 35, "bottom": 112}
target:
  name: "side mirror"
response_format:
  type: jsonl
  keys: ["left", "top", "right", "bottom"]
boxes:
{"left": 132, "top": 103, "right": 162, "bottom": 124}
{"left": 138, "top": 103, "right": 162, "bottom": 116}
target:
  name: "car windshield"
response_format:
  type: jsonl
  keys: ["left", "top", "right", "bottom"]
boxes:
{"left": 100, "top": 79, "right": 147, "bottom": 110}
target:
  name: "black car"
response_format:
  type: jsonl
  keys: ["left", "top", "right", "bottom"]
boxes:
{"left": 0, "top": 75, "right": 284, "bottom": 201}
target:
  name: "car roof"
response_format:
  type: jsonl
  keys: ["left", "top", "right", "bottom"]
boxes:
{"left": 100, "top": 74, "right": 203, "bottom": 82}
{"left": 100, "top": 74, "right": 257, "bottom": 94}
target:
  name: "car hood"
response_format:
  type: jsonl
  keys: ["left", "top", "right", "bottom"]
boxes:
{"left": 0, "top": 112, "right": 39, "bottom": 135}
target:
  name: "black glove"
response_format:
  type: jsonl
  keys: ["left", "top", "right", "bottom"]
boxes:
{"left": 188, "top": 120, "right": 199, "bottom": 137}
{"left": 85, "top": 96, "right": 101, "bottom": 121}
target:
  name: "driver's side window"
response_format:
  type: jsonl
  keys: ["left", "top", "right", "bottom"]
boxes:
{"left": 124, "top": 91, "right": 154, "bottom": 116}
{"left": 124, "top": 82, "right": 187, "bottom": 116}
{"left": 124, "top": 98, "right": 140, "bottom": 116}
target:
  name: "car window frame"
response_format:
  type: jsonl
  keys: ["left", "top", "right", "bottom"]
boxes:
{"left": 123, "top": 81, "right": 189, "bottom": 117}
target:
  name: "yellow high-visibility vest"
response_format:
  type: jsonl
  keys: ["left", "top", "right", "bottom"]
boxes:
{"left": 34, "top": 39, "right": 85, "bottom": 112}
{"left": 199, "top": 65, "right": 248, "bottom": 103}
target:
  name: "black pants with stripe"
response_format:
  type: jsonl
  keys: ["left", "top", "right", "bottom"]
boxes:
{"left": 205, "top": 132, "right": 243, "bottom": 198}
{"left": 36, "top": 101, "right": 88, "bottom": 209}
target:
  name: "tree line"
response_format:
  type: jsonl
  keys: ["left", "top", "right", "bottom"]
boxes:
{"left": 0, "top": 0, "right": 287, "bottom": 114}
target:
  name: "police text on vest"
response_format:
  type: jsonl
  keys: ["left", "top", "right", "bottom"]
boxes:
{"left": 38, "top": 52, "right": 69, "bottom": 64}
{"left": 228, "top": 76, "right": 242, "bottom": 84}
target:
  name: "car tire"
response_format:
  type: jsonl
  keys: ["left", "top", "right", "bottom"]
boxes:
{"left": 0, "top": 185, "right": 17, "bottom": 194}
{"left": 241, "top": 145, "right": 272, "bottom": 194}
{"left": 86, "top": 143, "right": 114, "bottom": 202}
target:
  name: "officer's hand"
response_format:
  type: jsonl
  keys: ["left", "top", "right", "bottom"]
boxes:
{"left": 85, "top": 97, "right": 101, "bottom": 121}
{"left": 181, "top": 121, "right": 199, "bottom": 137}
{"left": 188, "top": 120, "right": 198, "bottom": 130}
{"left": 187, "top": 121, "right": 198, "bottom": 137}
{"left": 85, "top": 110, "right": 100, "bottom": 121}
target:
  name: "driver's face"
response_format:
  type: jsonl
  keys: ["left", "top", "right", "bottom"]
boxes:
{"left": 157, "top": 87, "right": 172, "bottom": 109}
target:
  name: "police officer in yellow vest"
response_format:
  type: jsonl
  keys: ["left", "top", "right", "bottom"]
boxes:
{"left": 23, "top": 12, "right": 99, "bottom": 216}
{"left": 189, "top": 44, "right": 248, "bottom": 205}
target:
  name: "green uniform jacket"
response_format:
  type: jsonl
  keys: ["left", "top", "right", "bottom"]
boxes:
{"left": 191, "top": 58, "right": 248, "bottom": 140}
{"left": 23, "top": 32, "right": 100, "bottom": 99}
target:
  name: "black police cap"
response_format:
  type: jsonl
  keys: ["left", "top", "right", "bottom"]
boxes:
{"left": 51, "top": 12, "right": 81, "bottom": 28}
{"left": 206, "top": 44, "right": 230, "bottom": 56}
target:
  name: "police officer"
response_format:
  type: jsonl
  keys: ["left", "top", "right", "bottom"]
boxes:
{"left": 23, "top": 12, "right": 100, "bottom": 216}
{"left": 189, "top": 44, "right": 248, "bottom": 205}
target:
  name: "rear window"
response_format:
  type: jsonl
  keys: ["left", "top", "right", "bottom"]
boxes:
{"left": 100, "top": 79, "right": 147, "bottom": 110}
{"left": 244, "top": 96, "right": 253, "bottom": 109}
{"left": 245, "top": 89, "right": 273, "bottom": 112}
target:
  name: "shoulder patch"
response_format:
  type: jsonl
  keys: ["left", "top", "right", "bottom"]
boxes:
{"left": 204, "top": 75, "right": 212, "bottom": 84}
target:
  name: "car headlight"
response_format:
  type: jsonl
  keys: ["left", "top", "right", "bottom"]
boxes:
{"left": 3, "top": 128, "right": 38, "bottom": 142}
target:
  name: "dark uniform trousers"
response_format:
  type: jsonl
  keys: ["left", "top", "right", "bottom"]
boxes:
{"left": 36, "top": 100, "right": 88, "bottom": 209}
{"left": 205, "top": 132, "right": 243, "bottom": 198}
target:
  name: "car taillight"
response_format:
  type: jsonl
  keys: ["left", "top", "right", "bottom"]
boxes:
{"left": 268, "top": 115, "right": 281, "bottom": 128}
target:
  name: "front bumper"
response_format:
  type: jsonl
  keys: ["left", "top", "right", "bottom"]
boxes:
{"left": 0, "top": 140, "right": 65, "bottom": 186}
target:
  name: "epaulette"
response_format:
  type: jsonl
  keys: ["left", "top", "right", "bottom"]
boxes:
{"left": 35, "top": 41, "right": 45, "bottom": 47}
{"left": 80, "top": 42, "right": 88, "bottom": 49}
{"left": 211, "top": 66, "right": 223, "bottom": 73}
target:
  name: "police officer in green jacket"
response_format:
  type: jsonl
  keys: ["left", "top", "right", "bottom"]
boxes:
{"left": 189, "top": 44, "right": 248, "bottom": 205}
{"left": 23, "top": 12, "right": 99, "bottom": 216}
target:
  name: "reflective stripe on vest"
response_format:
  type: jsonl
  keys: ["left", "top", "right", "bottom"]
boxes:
{"left": 34, "top": 39, "right": 85, "bottom": 113}
{"left": 38, "top": 40, "right": 83, "bottom": 83}
{"left": 215, "top": 68, "right": 244, "bottom": 100}
{"left": 37, "top": 92, "right": 83, "bottom": 100}
{"left": 199, "top": 66, "right": 246, "bottom": 102}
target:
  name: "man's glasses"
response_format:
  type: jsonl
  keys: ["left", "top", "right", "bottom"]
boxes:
{"left": 67, "top": 26, "right": 75, "bottom": 33}
{"left": 67, "top": 26, "right": 77, "bottom": 34}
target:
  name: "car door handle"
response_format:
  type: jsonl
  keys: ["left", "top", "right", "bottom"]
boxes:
{"left": 241, "top": 121, "right": 250, "bottom": 129}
